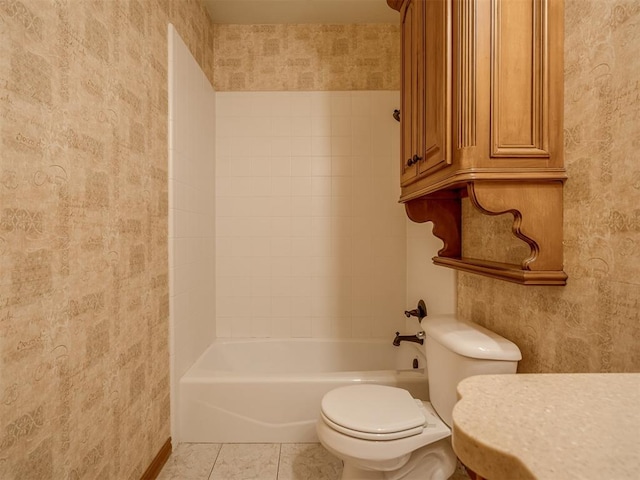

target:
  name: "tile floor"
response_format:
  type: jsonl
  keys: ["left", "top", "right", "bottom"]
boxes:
{"left": 158, "top": 443, "right": 471, "bottom": 480}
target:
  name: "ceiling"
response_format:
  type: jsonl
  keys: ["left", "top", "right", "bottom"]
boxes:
{"left": 202, "top": 0, "right": 399, "bottom": 24}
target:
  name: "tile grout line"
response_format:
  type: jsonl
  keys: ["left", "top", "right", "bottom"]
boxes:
{"left": 207, "top": 443, "right": 224, "bottom": 480}
{"left": 275, "top": 443, "right": 282, "bottom": 480}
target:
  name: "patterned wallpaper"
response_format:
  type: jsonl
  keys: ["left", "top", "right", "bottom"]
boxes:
{"left": 458, "top": 0, "right": 640, "bottom": 373}
{"left": 213, "top": 24, "right": 400, "bottom": 91}
{"left": 0, "top": 0, "right": 213, "bottom": 478}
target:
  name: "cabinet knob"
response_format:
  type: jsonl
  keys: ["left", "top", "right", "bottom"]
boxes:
{"left": 407, "top": 155, "right": 422, "bottom": 167}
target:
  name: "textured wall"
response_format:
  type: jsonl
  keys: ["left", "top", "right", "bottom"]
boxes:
{"left": 458, "top": 0, "right": 640, "bottom": 373}
{"left": 0, "top": 0, "right": 213, "bottom": 478}
{"left": 213, "top": 24, "right": 400, "bottom": 91}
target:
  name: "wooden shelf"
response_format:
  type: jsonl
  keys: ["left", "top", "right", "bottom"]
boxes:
{"left": 405, "top": 180, "right": 568, "bottom": 286}
{"left": 433, "top": 257, "right": 568, "bottom": 285}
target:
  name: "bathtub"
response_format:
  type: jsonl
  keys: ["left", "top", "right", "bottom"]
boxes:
{"left": 178, "top": 338, "right": 429, "bottom": 443}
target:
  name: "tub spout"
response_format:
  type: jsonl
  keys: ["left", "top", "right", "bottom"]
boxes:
{"left": 393, "top": 331, "right": 425, "bottom": 346}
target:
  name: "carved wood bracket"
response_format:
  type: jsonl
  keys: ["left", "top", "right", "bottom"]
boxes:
{"left": 405, "top": 181, "right": 567, "bottom": 285}
{"left": 467, "top": 181, "right": 564, "bottom": 271}
{"left": 386, "top": 0, "right": 404, "bottom": 12}
{"left": 405, "top": 191, "right": 461, "bottom": 258}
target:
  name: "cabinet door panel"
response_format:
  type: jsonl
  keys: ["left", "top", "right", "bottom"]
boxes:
{"left": 400, "top": 0, "right": 418, "bottom": 185}
{"left": 412, "top": 0, "right": 425, "bottom": 169}
{"left": 419, "top": 0, "right": 451, "bottom": 175}
{"left": 491, "top": 0, "right": 550, "bottom": 158}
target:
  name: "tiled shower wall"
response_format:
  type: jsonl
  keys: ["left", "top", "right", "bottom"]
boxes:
{"left": 215, "top": 91, "right": 410, "bottom": 338}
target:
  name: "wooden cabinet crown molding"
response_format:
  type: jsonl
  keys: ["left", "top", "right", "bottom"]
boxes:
{"left": 392, "top": 0, "right": 566, "bottom": 286}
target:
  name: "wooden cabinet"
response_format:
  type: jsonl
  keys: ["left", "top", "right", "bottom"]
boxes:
{"left": 389, "top": 0, "right": 567, "bottom": 285}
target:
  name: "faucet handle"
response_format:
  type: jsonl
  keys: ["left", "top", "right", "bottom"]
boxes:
{"left": 404, "top": 300, "right": 427, "bottom": 320}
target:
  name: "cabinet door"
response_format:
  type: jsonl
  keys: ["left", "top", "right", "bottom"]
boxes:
{"left": 418, "top": 0, "right": 451, "bottom": 176}
{"left": 400, "top": 0, "right": 423, "bottom": 186}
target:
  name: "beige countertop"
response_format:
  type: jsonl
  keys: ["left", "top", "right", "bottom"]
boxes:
{"left": 452, "top": 373, "right": 640, "bottom": 480}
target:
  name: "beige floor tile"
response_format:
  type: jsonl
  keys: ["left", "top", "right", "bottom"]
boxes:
{"left": 157, "top": 441, "right": 467, "bottom": 480}
{"left": 209, "top": 443, "right": 280, "bottom": 480}
{"left": 277, "top": 443, "right": 343, "bottom": 480}
{"left": 157, "top": 443, "right": 222, "bottom": 480}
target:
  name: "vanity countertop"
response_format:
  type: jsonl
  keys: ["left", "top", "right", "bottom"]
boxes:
{"left": 452, "top": 373, "right": 640, "bottom": 480}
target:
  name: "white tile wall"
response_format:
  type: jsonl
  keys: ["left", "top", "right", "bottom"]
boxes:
{"left": 215, "top": 91, "right": 408, "bottom": 338}
{"left": 405, "top": 220, "right": 457, "bottom": 331}
{"left": 168, "top": 25, "right": 216, "bottom": 440}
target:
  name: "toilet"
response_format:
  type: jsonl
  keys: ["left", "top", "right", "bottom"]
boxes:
{"left": 316, "top": 314, "right": 522, "bottom": 480}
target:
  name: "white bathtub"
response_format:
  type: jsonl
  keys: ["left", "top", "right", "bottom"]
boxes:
{"left": 178, "top": 338, "right": 429, "bottom": 443}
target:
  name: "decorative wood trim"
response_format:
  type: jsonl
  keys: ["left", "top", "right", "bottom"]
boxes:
{"left": 387, "top": 0, "right": 404, "bottom": 13}
{"left": 468, "top": 180, "right": 564, "bottom": 271}
{"left": 433, "top": 256, "right": 567, "bottom": 285}
{"left": 403, "top": 179, "right": 566, "bottom": 285}
{"left": 140, "top": 437, "right": 172, "bottom": 480}
{"left": 456, "top": 0, "right": 477, "bottom": 148}
{"left": 405, "top": 192, "right": 462, "bottom": 258}
{"left": 399, "top": 168, "right": 567, "bottom": 202}
{"left": 491, "top": 0, "right": 550, "bottom": 157}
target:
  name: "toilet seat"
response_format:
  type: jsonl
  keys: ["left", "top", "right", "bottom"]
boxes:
{"left": 320, "top": 411, "right": 425, "bottom": 441}
{"left": 320, "top": 385, "right": 447, "bottom": 442}
{"left": 317, "top": 398, "right": 452, "bottom": 464}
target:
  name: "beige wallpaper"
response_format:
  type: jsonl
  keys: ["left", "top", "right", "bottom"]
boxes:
{"left": 213, "top": 24, "right": 400, "bottom": 91}
{"left": 458, "top": 0, "right": 640, "bottom": 373}
{"left": 0, "top": 0, "right": 213, "bottom": 478}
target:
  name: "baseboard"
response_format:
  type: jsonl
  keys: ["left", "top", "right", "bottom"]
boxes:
{"left": 141, "top": 437, "right": 172, "bottom": 480}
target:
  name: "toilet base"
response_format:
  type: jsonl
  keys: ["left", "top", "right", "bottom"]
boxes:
{"left": 341, "top": 464, "right": 386, "bottom": 480}
{"left": 339, "top": 439, "right": 457, "bottom": 480}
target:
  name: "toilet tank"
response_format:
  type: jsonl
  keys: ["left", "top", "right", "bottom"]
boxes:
{"left": 422, "top": 314, "right": 522, "bottom": 427}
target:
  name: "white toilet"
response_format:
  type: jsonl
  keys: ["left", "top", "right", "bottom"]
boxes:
{"left": 316, "top": 314, "right": 522, "bottom": 480}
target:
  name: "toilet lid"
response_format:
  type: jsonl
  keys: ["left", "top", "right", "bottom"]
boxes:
{"left": 321, "top": 385, "right": 426, "bottom": 437}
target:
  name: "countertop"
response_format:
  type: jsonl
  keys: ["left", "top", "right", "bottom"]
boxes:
{"left": 452, "top": 373, "right": 640, "bottom": 480}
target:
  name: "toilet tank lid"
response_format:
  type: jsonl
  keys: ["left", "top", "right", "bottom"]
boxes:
{"left": 422, "top": 314, "right": 522, "bottom": 361}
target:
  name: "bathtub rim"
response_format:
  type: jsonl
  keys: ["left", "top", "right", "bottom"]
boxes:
{"left": 182, "top": 336, "right": 428, "bottom": 380}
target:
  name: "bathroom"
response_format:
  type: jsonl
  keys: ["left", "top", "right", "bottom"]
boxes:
{"left": 0, "top": 0, "right": 639, "bottom": 479}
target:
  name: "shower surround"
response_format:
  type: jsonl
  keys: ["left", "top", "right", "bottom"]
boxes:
{"left": 168, "top": 23, "right": 216, "bottom": 445}
{"left": 169, "top": 22, "right": 455, "bottom": 442}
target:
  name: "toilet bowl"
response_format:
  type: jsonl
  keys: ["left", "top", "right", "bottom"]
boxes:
{"left": 317, "top": 384, "right": 456, "bottom": 480}
{"left": 316, "top": 314, "right": 522, "bottom": 480}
